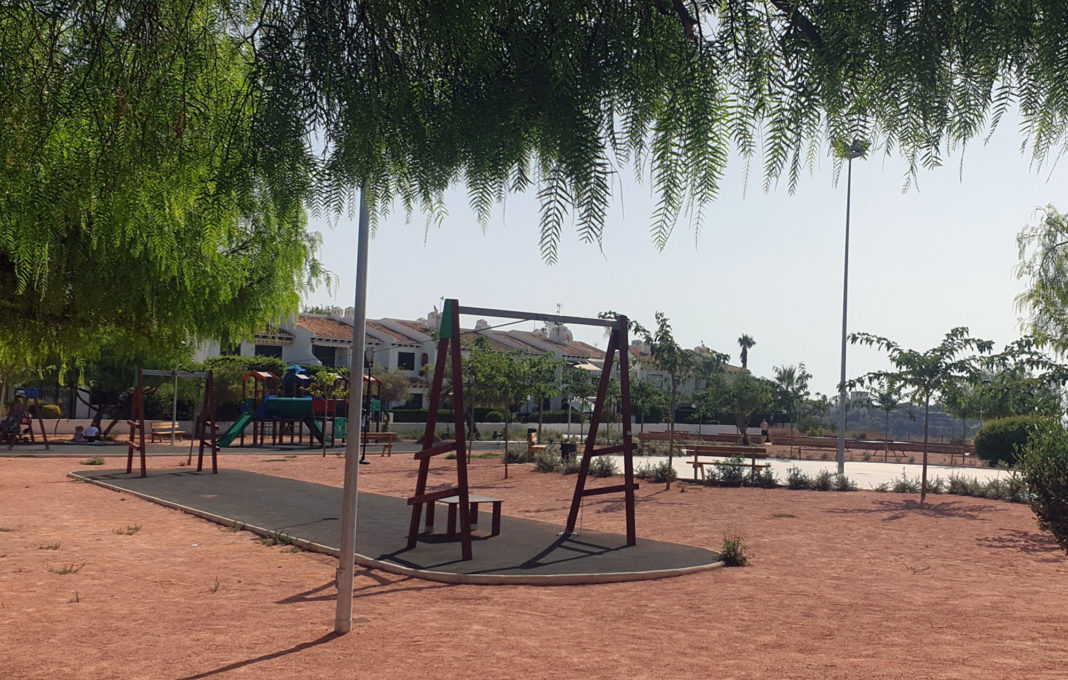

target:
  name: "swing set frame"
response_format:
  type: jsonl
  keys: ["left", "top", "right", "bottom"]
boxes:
{"left": 406, "top": 298, "right": 638, "bottom": 561}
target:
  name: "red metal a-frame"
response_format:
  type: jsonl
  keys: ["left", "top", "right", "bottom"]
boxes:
{"left": 406, "top": 299, "right": 638, "bottom": 561}
{"left": 126, "top": 368, "right": 218, "bottom": 478}
{"left": 6, "top": 387, "right": 50, "bottom": 449}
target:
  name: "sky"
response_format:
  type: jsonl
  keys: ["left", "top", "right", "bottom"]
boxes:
{"left": 303, "top": 117, "right": 1067, "bottom": 395}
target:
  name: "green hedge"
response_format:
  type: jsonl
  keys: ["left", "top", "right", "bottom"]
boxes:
{"left": 974, "top": 415, "right": 1053, "bottom": 467}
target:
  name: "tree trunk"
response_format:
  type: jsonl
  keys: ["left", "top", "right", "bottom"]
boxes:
{"left": 503, "top": 416, "right": 509, "bottom": 479}
{"left": 921, "top": 396, "right": 930, "bottom": 504}
{"left": 884, "top": 410, "right": 890, "bottom": 462}
{"left": 667, "top": 380, "right": 677, "bottom": 490}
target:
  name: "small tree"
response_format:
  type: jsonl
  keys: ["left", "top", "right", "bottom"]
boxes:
{"left": 630, "top": 379, "right": 668, "bottom": 434}
{"left": 870, "top": 380, "right": 901, "bottom": 461}
{"left": 773, "top": 363, "right": 811, "bottom": 456}
{"left": 850, "top": 328, "right": 994, "bottom": 503}
{"left": 522, "top": 353, "right": 559, "bottom": 441}
{"left": 562, "top": 365, "right": 596, "bottom": 438}
{"left": 642, "top": 312, "right": 695, "bottom": 488}
{"left": 373, "top": 367, "right": 411, "bottom": 408}
{"left": 726, "top": 372, "right": 775, "bottom": 444}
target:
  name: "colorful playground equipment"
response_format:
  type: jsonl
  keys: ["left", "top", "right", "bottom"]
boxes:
{"left": 2, "top": 387, "right": 50, "bottom": 450}
{"left": 218, "top": 366, "right": 349, "bottom": 448}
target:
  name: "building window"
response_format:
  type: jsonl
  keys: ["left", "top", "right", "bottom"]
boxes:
{"left": 312, "top": 345, "right": 337, "bottom": 366}
{"left": 397, "top": 352, "right": 415, "bottom": 371}
{"left": 254, "top": 344, "right": 283, "bottom": 358}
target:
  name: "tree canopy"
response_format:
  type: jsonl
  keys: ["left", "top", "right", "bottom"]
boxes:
{"left": 259, "top": 0, "right": 1068, "bottom": 262}
{"left": 10, "top": 1, "right": 1068, "bottom": 366}
{"left": 1, "top": 0, "right": 323, "bottom": 368}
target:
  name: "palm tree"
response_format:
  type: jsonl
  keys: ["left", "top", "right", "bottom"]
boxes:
{"left": 738, "top": 334, "right": 756, "bottom": 370}
{"left": 773, "top": 363, "right": 811, "bottom": 458}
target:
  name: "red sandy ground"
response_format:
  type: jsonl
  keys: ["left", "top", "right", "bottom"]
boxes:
{"left": 2, "top": 451, "right": 1066, "bottom": 679}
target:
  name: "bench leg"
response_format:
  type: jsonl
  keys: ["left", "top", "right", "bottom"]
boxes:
{"left": 425, "top": 502, "right": 435, "bottom": 530}
{"left": 469, "top": 502, "right": 479, "bottom": 528}
{"left": 490, "top": 501, "right": 501, "bottom": 536}
{"left": 447, "top": 503, "right": 457, "bottom": 537}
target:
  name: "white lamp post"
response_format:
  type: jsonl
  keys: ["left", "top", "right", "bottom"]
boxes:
{"left": 837, "top": 139, "right": 867, "bottom": 476}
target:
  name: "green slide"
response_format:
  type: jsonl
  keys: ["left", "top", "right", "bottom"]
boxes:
{"left": 303, "top": 418, "right": 327, "bottom": 445}
{"left": 218, "top": 413, "right": 254, "bottom": 447}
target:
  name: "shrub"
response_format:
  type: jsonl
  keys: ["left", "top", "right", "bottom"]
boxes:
{"left": 892, "top": 472, "right": 920, "bottom": 494}
{"left": 719, "top": 532, "right": 750, "bottom": 567}
{"left": 947, "top": 473, "right": 983, "bottom": 497}
{"left": 924, "top": 476, "right": 944, "bottom": 495}
{"left": 749, "top": 467, "right": 778, "bottom": 488}
{"left": 589, "top": 456, "right": 618, "bottom": 478}
{"left": 1003, "top": 471, "right": 1030, "bottom": 504}
{"left": 973, "top": 415, "right": 1053, "bottom": 467}
{"left": 712, "top": 456, "right": 746, "bottom": 487}
{"left": 533, "top": 452, "right": 561, "bottom": 473}
{"left": 786, "top": 466, "right": 811, "bottom": 490}
{"left": 561, "top": 456, "right": 582, "bottom": 474}
{"left": 504, "top": 448, "right": 530, "bottom": 464}
{"left": 649, "top": 461, "right": 677, "bottom": 483}
{"left": 833, "top": 474, "right": 858, "bottom": 492}
{"left": 1017, "top": 422, "right": 1068, "bottom": 552}
{"left": 811, "top": 470, "right": 834, "bottom": 491}
{"left": 41, "top": 404, "right": 61, "bottom": 419}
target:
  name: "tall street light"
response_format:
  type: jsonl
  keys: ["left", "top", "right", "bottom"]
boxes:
{"left": 837, "top": 139, "right": 867, "bottom": 476}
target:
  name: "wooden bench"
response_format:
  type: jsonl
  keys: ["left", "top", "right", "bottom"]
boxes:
{"left": 426, "top": 494, "right": 503, "bottom": 537}
{"left": 527, "top": 432, "right": 547, "bottom": 456}
{"left": 363, "top": 431, "right": 397, "bottom": 456}
{"left": 683, "top": 444, "right": 769, "bottom": 480}
{"left": 150, "top": 421, "right": 186, "bottom": 442}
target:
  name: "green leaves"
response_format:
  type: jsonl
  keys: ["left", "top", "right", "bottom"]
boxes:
{"left": 0, "top": 1, "right": 323, "bottom": 368}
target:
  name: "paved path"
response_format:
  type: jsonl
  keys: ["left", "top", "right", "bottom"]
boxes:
{"left": 70, "top": 467, "right": 720, "bottom": 585}
{"left": 615, "top": 454, "right": 1012, "bottom": 488}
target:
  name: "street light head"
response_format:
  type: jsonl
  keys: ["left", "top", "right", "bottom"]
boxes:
{"left": 845, "top": 138, "right": 868, "bottom": 160}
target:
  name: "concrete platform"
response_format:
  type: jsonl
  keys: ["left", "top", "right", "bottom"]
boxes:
{"left": 70, "top": 468, "right": 721, "bottom": 585}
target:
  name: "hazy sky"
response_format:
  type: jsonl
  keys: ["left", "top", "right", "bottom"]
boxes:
{"left": 304, "top": 116, "right": 1067, "bottom": 394}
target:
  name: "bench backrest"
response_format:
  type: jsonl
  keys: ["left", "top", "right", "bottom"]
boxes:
{"left": 685, "top": 445, "right": 767, "bottom": 458}
{"left": 365, "top": 432, "right": 396, "bottom": 441}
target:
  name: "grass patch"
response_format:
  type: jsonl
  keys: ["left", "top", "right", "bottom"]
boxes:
{"left": 256, "top": 531, "right": 295, "bottom": 547}
{"left": 68, "top": 592, "right": 80, "bottom": 603}
{"left": 113, "top": 524, "right": 142, "bottom": 536}
{"left": 80, "top": 457, "right": 105, "bottom": 466}
{"left": 0, "top": 527, "right": 17, "bottom": 533}
{"left": 769, "top": 513, "right": 797, "bottom": 519}
{"left": 38, "top": 543, "right": 61, "bottom": 550}
{"left": 49, "top": 563, "right": 84, "bottom": 575}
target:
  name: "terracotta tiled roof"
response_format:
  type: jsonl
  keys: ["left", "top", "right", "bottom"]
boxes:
{"left": 298, "top": 314, "right": 354, "bottom": 341}
{"left": 364, "top": 320, "right": 412, "bottom": 344}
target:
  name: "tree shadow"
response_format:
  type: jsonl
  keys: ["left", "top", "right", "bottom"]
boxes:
{"left": 827, "top": 498, "right": 999, "bottom": 521}
{"left": 976, "top": 530, "right": 1067, "bottom": 562}
{"left": 176, "top": 631, "right": 342, "bottom": 679}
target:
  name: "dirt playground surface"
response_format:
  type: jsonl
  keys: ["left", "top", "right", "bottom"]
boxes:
{"left": 2, "top": 451, "right": 1066, "bottom": 679}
